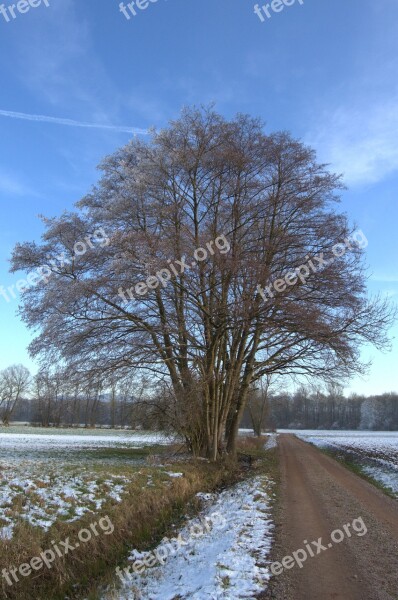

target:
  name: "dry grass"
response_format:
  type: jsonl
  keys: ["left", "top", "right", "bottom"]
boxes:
{"left": 238, "top": 435, "right": 269, "bottom": 458}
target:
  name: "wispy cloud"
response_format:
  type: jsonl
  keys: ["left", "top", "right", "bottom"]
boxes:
{"left": 370, "top": 275, "right": 398, "bottom": 283}
{"left": 6, "top": 0, "right": 146, "bottom": 134}
{"left": 0, "top": 171, "right": 33, "bottom": 197}
{"left": 0, "top": 109, "right": 147, "bottom": 135}
{"left": 306, "top": 98, "right": 398, "bottom": 187}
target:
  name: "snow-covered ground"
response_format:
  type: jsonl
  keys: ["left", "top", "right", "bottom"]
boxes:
{"left": 104, "top": 475, "right": 274, "bottom": 599}
{"left": 0, "top": 427, "right": 171, "bottom": 466}
{"left": 0, "top": 426, "right": 170, "bottom": 453}
{"left": 0, "top": 464, "right": 130, "bottom": 539}
{"left": 0, "top": 427, "right": 172, "bottom": 540}
{"left": 264, "top": 432, "right": 278, "bottom": 450}
{"left": 290, "top": 430, "right": 398, "bottom": 496}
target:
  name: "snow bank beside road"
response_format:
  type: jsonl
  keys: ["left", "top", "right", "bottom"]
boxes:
{"left": 106, "top": 475, "right": 274, "bottom": 599}
{"left": 264, "top": 433, "right": 278, "bottom": 450}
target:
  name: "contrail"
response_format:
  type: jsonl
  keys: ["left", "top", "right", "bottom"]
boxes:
{"left": 0, "top": 109, "right": 148, "bottom": 135}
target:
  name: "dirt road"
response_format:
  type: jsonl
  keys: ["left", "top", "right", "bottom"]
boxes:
{"left": 265, "top": 434, "right": 398, "bottom": 600}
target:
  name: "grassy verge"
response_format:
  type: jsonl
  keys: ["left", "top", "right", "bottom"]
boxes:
{"left": 255, "top": 441, "right": 281, "bottom": 600}
{"left": 238, "top": 436, "right": 280, "bottom": 479}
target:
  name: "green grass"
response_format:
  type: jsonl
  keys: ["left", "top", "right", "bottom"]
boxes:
{"left": 75, "top": 445, "right": 164, "bottom": 461}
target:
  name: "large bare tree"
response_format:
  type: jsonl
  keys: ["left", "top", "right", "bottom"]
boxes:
{"left": 11, "top": 107, "right": 395, "bottom": 458}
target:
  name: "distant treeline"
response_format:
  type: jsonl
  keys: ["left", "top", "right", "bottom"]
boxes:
{"left": 9, "top": 389, "right": 398, "bottom": 432}
{"left": 11, "top": 390, "right": 157, "bottom": 429}
{"left": 12, "top": 397, "right": 145, "bottom": 428}
{"left": 241, "top": 389, "right": 398, "bottom": 431}
{"left": 1, "top": 365, "right": 157, "bottom": 429}
{"left": 3, "top": 364, "right": 398, "bottom": 431}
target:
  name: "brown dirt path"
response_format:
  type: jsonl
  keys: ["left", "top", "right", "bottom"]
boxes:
{"left": 263, "top": 434, "right": 398, "bottom": 600}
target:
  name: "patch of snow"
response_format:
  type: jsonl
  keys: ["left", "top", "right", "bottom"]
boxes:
{"left": 104, "top": 475, "right": 274, "bottom": 599}
{"left": 0, "top": 524, "right": 13, "bottom": 540}
{"left": 0, "top": 463, "right": 131, "bottom": 539}
{"left": 362, "top": 465, "right": 398, "bottom": 495}
{"left": 264, "top": 433, "right": 278, "bottom": 450}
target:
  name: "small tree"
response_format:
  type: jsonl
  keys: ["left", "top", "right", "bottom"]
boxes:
{"left": 0, "top": 365, "right": 31, "bottom": 426}
{"left": 248, "top": 375, "right": 275, "bottom": 436}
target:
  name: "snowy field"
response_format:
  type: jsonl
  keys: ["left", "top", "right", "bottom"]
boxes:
{"left": 289, "top": 430, "right": 398, "bottom": 496}
{"left": 104, "top": 475, "right": 274, "bottom": 600}
{"left": 0, "top": 426, "right": 171, "bottom": 465}
{"left": 0, "top": 427, "right": 171, "bottom": 540}
{"left": 0, "top": 426, "right": 170, "bottom": 454}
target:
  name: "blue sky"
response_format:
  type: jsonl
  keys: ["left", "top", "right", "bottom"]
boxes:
{"left": 0, "top": 0, "right": 397, "bottom": 394}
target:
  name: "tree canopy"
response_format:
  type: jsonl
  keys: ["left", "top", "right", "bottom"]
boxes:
{"left": 11, "top": 107, "right": 396, "bottom": 459}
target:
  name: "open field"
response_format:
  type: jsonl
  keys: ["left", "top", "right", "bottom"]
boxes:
{"left": 0, "top": 427, "right": 172, "bottom": 541}
{"left": 288, "top": 430, "right": 398, "bottom": 497}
